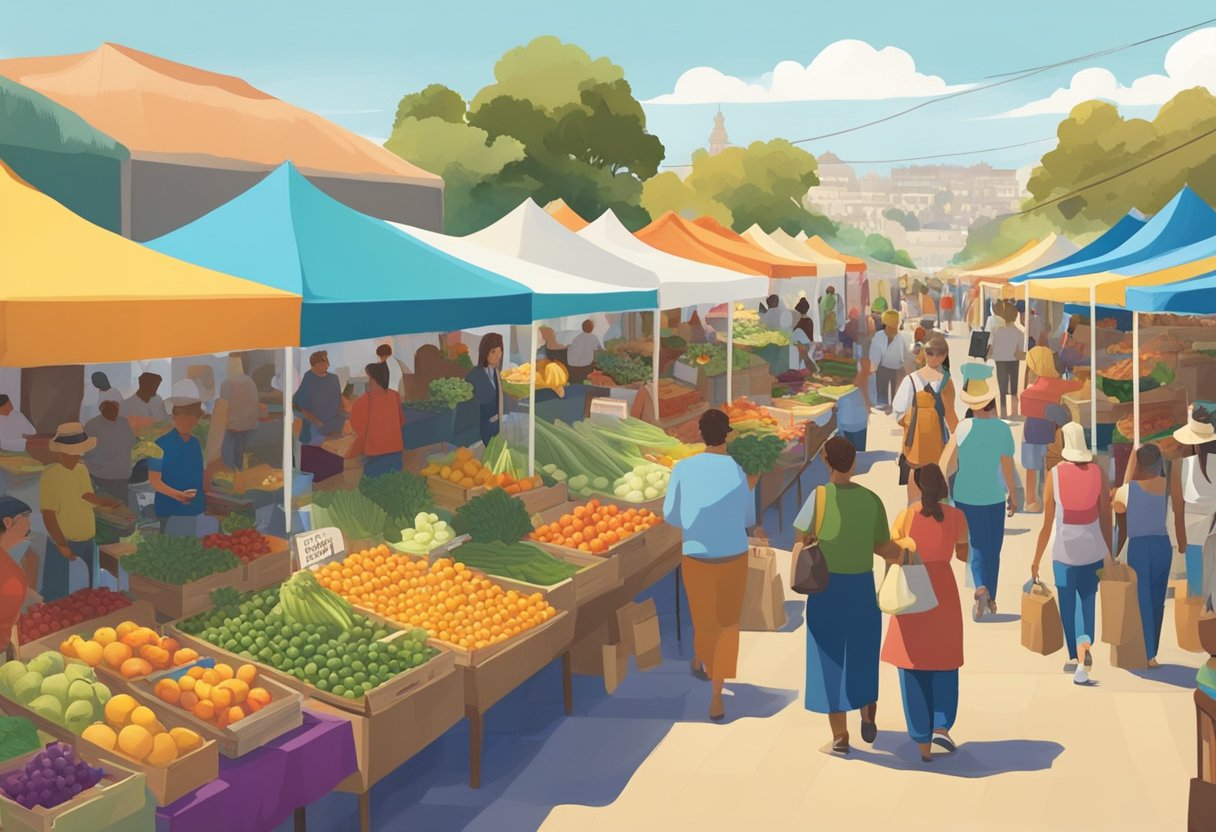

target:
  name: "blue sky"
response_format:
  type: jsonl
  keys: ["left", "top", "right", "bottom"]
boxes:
{"left": 3, "top": 0, "right": 1214, "bottom": 175}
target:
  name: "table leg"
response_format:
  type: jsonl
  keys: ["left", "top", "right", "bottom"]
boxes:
{"left": 469, "top": 710, "right": 484, "bottom": 789}
{"left": 562, "top": 652, "right": 573, "bottom": 716}
{"left": 675, "top": 565, "right": 683, "bottom": 642}
{"left": 294, "top": 806, "right": 306, "bottom": 832}
{"left": 358, "top": 792, "right": 370, "bottom": 832}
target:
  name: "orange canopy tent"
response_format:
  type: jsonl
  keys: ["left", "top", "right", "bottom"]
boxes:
{"left": 803, "top": 236, "right": 866, "bottom": 274}
{"left": 636, "top": 213, "right": 812, "bottom": 278}
{"left": 543, "top": 199, "right": 590, "bottom": 232}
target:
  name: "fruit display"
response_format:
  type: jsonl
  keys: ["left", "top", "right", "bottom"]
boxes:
{"left": 1115, "top": 410, "right": 1183, "bottom": 442}
{"left": 0, "top": 652, "right": 112, "bottom": 735}
{"left": 315, "top": 548, "right": 557, "bottom": 651}
{"left": 592, "top": 351, "right": 652, "bottom": 386}
{"left": 123, "top": 535, "right": 241, "bottom": 585}
{"left": 392, "top": 512, "right": 457, "bottom": 556}
{"left": 503, "top": 360, "right": 570, "bottom": 395}
{"left": 722, "top": 398, "right": 805, "bottom": 443}
{"left": 1100, "top": 354, "right": 1164, "bottom": 380}
{"left": 732, "top": 318, "right": 790, "bottom": 348}
{"left": 612, "top": 463, "right": 670, "bottom": 503}
{"left": 445, "top": 542, "right": 579, "bottom": 586}
{"left": 728, "top": 433, "right": 786, "bottom": 476}
{"left": 420, "top": 446, "right": 543, "bottom": 495}
{"left": 679, "top": 344, "right": 755, "bottom": 376}
{"left": 453, "top": 490, "right": 533, "bottom": 544}
{"left": 152, "top": 662, "right": 273, "bottom": 730}
{"left": 0, "top": 741, "right": 106, "bottom": 808}
{"left": 529, "top": 499, "right": 661, "bottom": 554}
{"left": 82, "top": 693, "right": 203, "bottom": 768}
{"left": 17, "top": 589, "right": 132, "bottom": 643}
{"left": 178, "top": 585, "right": 436, "bottom": 699}
{"left": 202, "top": 530, "right": 276, "bottom": 564}
{"left": 59, "top": 620, "right": 198, "bottom": 679}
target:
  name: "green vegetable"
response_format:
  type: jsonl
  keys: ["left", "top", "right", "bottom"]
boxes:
{"left": 357, "top": 471, "right": 433, "bottom": 540}
{"left": 728, "top": 433, "right": 785, "bottom": 475}
{"left": 124, "top": 534, "right": 240, "bottom": 584}
{"left": 453, "top": 489, "right": 532, "bottom": 544}
{"left": 221, "top": 512, "right": 256, "bottom": 534}
{"left": 681, "top": 344, "right": 755, "bottom": 376}
{"left": 451, "top": 542, "right": 578, "bottom": 586}
{"left": 0, "top": 716, "right": 41, "bottom": 763}
{"left": 403, "top": 398, "right": 446, "bottom": 412}
{"left": 210, "top": 586, "right": 241, "bottom": 609}
{"left": 428, "top": 377, "right": 474, "bottom": 409}
{"left": 316, "top": 487, "right": 401, "bottom": 543}
{"left": 593, "top": 350, "right": 652, "bottom": 386}
{"left": 732, "top": 318, "right": 790, "bottom": 348}
{"left": 278, "top": 570, "right": 354, "bottom": 632}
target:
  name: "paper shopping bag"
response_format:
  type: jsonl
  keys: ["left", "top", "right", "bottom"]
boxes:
{"left": 1176, "top": 592, "right": 1207, "bottom": 654}
{"left": 1021, "top": 581, "right": 1064, "bottom": 656}
{"left": 741, "top": 541, "right": 787, "bottom": 631}
{"left": 1099, "top": 561, "right": 1139, "bottom": 646}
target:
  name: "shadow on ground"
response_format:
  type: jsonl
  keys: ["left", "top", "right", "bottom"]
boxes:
{"left": 1129, "top": 663, "right": 1200, "bottom": 689}
{"left": 838, "top": 732, "right": 1065, "bottom": 777}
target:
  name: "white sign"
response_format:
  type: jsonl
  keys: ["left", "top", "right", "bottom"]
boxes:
{"left": 672, "top": 361, "right": 698, "bottom": 386}
{"left": 292, "top": 527, "right": 345, "bottom": 570}
{"left": 590, "top": 397, "right": 629, "bottom": 419}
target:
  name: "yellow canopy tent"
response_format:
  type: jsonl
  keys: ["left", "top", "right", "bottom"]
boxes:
{"left": 1023, "top": 255, "right": 1216, "bottom": 305}
{"left": 0, "top": 162, "right": 301, "bottom": 366}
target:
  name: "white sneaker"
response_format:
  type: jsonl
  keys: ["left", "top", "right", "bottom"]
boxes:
{"left": 1073, "top": 667, "right": 1090, "bottom": 685}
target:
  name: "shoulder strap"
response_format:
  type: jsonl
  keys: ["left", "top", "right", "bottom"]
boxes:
{"left": 813, "top": 485, "right": 826, "bottom": 539}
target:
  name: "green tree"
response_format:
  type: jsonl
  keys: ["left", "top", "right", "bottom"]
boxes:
{"left": 392, "top": 84, "right": 466, "bottom": 129}
{"left": 883, "top": 207, "right": 920, "bottom": 231}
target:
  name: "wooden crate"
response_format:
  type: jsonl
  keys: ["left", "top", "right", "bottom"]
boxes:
{"left": 239, "top": 537, "right": 291, "bottom": 592}
{"left": 125, "top": 660, "right": 302, "bottom": 758}
{"left": 427, "top": 476, "right": 487, "bottom": 512}
{"left": 530, "top": 545, "right": 622, "bottom": 606}
{"left": 127, "top": 565, "right": 244, "bottom": 620}
{"left": 460, "top": 610, "right": 575, "bottom": 711}
{"left": 16, "top": 601, "right": 157, "bottom": 663}
{"left": 0, "top": 748, "right": 144, "bottom": 832}
{"left": 529, "top": 501, "right": 650, "bottom": 580}
{"left": 517, "top": 482, "right": 568, "bottom": 515}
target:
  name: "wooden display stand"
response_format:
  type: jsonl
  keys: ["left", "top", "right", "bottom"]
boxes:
{"left": 16, "top": 600, "right": 157, "bottom": 662}
{"left": 0, "top": 748, "right": 144, "bottom": 832}
{"left": 128, "top": 565, "right": 244, "bottom": 620}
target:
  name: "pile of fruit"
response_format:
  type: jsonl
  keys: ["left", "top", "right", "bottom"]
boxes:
{"left": 83, "top": 694, "right": 202, "bottom": 768}
{"left": 60, "top": 620, "right": 198, "bottom": 679}
{"left": 202, "top": 529, "right": 275, "bottom": 564}
{"left": 393, "top": 512, "right": 457, "bottom": 556}
{"left": 502, "top": 360, "right": 570, "bottom": 395}
{"left": 611, "top": 463, "right": 670, "bottom": 503}
{"left": 1100, "top": 354, "right": 1162, "bottom": 380}
{"left": 446, "top": 542, "right": 579, "bottom": 585}
{"left": 123, "top": 535, "right": 241, "bottom": 585}
{"left": 732, "top": 318, "right": 790, "bottom": 348}
{"left": 153, "top": 663, "right": 272, "bottom": 729}
{"left": 0, "top": 653, "right": 111, "bottom": 735}
{"left": 0, "top": 742, "right": 106, "bottom": 808}
{"left": 315, "top": 548, "right": 557, "bottom": 651}
{"left": 17, "top": 589, "right": 132, "bottom": 643}
{"left": 420, "top": 447, "right": 543, "bottom": 494}
{"left": 179, "top": 579, "right": 436, "bottom": 699}
{"left": 529, "top": 499, "right": 660, "bottom": 554}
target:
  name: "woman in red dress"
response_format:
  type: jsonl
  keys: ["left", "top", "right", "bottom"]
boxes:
{"left": 882, "top": 464, "right": 969, "bottom": 763}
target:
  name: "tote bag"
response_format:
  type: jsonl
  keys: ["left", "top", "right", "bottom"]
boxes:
{"left": 790, "top": 486, "right": 830, "bottom": 595}
{"left": 881, "top": 510, "right": 938, "bottom": 616}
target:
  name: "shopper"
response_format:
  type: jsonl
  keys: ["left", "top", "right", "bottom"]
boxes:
{"left": 375, "top": 344, "right": 405, "bottom": 400}
{"left": 293, "top": 351, "right": 346, "bottom": 445}
{"left": 1020, "top": 346, "right": 1083, "bottom": 512}
{"left": 120, "top": 372, "right": 169, "bottom": 424}
{"left": 883, "top": 464, "right": 968, "bottom": 762}
{"left": 467, "top": 333, "right": 505, "bottom": 446}
{"left": 0, "top": 496, "right": 35, "bottom": 653}
{"left": 567, "top": 320, "right": 602, "bottom": 385}
{"left": 792, "top": 298, "right": 818, "bottom": 374}
{"left": 988, "top": 302, "right": 1024, "bottom": 419}
{"left": 1058, "top": 317, "right": 1088, "bottom": 379}
{"left": 39, "top": 423, "right": 120, "bottom": 601}
{"left": 1031, "top": 422, "right": 1112, "bottom": 684}
{"left": 148, "top": 382, "right": 208, "bottom": 536}
{"left": 940, "top": 287, "right": 955, "bottom": 333}
{"left": 1114, "top": 444, "right": 1180, "bottom": 668}
{"left": 794, "top": 436, "right": 901, "bottom": 755}
{"left": 0, "top": 394, "right": 35, "bottom": 453}
{"left": 1173, "top": 406, "right": 1216, "bottom": 599}
{"left": 219, "top": 355, "right": 260, "bottom": 471}
{"left": 820, "top": 286, "right": 841, "bottom": 346}
{"left": 663, "top": 409, "right": 754, "bottom": 721}
{"left": 893, "top": 335, "right": 957, "bottom": 503}
{"left": 939, "top": 364, "right": 1018, "bottom": 620}
{"left": 538, "top": 326, "right": 569, "bottom": 368}
{"left": 760, "top": 295, "right": 787, "bottom": 330}
{"left": 351, "top": 363, "right": 405, "bottom": 478}
{"left": 83, "top": 399, "right": 135, "bottom": 506}
{"left": 870, "top": 310, "right": 908, "bottom": 414}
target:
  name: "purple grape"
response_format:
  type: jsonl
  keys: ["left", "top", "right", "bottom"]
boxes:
{"left": 70, "top": 783, "right": 81, "bottom": 796}
{"left": 52, "top": 757, "right": 66, "bottom": 772}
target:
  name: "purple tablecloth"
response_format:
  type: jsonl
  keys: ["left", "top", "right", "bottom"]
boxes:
{"left": 156, "top": 709, "right": 357, "bottom": 832}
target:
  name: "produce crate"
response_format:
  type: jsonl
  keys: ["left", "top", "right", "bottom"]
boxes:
{"left": 533, "top": 545, "right": 622, "bottom": 606}
{"left": 238, "top": 536, "right": 291, "bottom": 592}
{"left": 517, "top": 482, "right": 568, "bottom": 515}
{"left": 0, "top": 693, "right": 218, "bottom": 807}
{"left": 530, "top": 502, "right": 644, "bottom": 586}
{"left": 459, "top": 610, "right": 575, "bottom": 711}
{"left": 127, "top": 565, "right": 244, "bottom": 621}
{"left": 0, "top": 747, "right": 144, "bottom": 832}
{"left": 426, "top": 476, "right": 488, "bottom": 513}
{"left": 162, "top": 622, "right": 458, "bottom": 719}
{"left": 126, "top": 659, "right": 302, "bottom": 758}
{"left": 16, "top": 600, "right": 157, "bottom": 663}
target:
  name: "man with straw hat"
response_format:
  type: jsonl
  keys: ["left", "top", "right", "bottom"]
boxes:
{"left": 38, "top": 423, "right": 122, "bottom": 601}
{"left": 939, "top": 363, "right": 1018, "bottom": 620}
{"left": 870, "top": 309, "right": 908, "bottom": 415}
{"left": 1171, "top": 405, "right": 1216, "bottom": 599}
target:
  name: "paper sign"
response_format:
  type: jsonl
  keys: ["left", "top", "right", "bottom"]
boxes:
{"left": 672, "top": 361, "right": 698, "bottom": 386}
{"left": 590, "top": 398, "right": 629, "bottom": 419}
{"left": 292, "top": 527, "right": 345, "bottom": 570}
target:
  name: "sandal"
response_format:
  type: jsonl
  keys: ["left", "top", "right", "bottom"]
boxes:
{"left": 690, "top": 660, "right": 710, "bottom": 682}
{"left": 931, "top": 731, "right": 957, "bottom": 753}
{"left": 820, "top": 737, "right": 850, "bottom": 756}
{"left": 972, "top": 592, "right": 987, "bottom": 622}
{"left": 860, "top": 704, "right": 878, "bottom": 743}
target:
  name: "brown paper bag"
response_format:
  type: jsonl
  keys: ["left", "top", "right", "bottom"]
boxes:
{"left": 1100, "top": 561, "right": 1139, "bottom": 646}
{"left": 601, "top": 643, "right": 629, "bottom": 694}
{"left": 1021, "top": 582, "right": 1064, "bottom": 655}
{"left": 1177, "top": 593, "right": 1207, "bottom": 654}
{"left": 740, "top": 541, "right": 788, "bottom": 631}
{"left": 617, "top": 599, "right": 662, "bottom": 671}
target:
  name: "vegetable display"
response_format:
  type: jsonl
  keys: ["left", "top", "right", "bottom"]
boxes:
{"left": 178, "top": 587, "right": 435, "bottom": 699}
{"left": 313, "top": 488, "right": 395, "bottom": 544}
{"left": 0, "top": 652, "right": 111, "bottom": 735}
{"left": 358, "top": 470, "right": 434, "bottom": 534}
{"left": 427, "top": 377, "right": 474, "bottom": 409}
{"left": 722, "top": 397, "right": 804, "bottom": 442}
{"left": 153, "top": 662, "right": 274, "bottom": 729}
{"left": 18, "top": 589, "right": 132, "bottom": 643}
{"left": 535, "top": 417, "right": 691, "bottom": 499}
{"left": 83, "top": 693, "right": 202, "bottom": 767}
{"left": 728, "top": 433, "right": 786, "bottom": 475}
{"left": 0, "top": 718, "right": 41, "bottom": 765}
{"left": 315, "top": 548, "right": 557, "bottom": 650}
{"left": 453, "top": 489, "right": 533, "bottom": 544}
{"left": 202, "top": 530, "right": 275, "bottom": 564}
{"left": 277, "top": 570, "right": 355, "bottom": 632}
{"left": 0, "top": 742, "right": 105, "bottom": 809}
{"left": 123, "top": 535, "right": 240, "bottom": 585}
{"left": 732, "top": 318, "right": 790, "bottom": 348}
{"left": 447, "top": 542, "right": 579, "bottom": 586}
{"left": 680, "top": 344, "right": 755, "bottom": 376}
{"left": 530, "top": 499, "right": 661, "bottom": 554}
{"left": 392, "top": 512, "right": 457, "bottom": 556}
{"left": 421, "top": 446, "right": 543, "bottom": 494}
{"left": 220, "top": 513, "right": 256, "bottom": 534}
{"left": 59, "top": 620, "right": 198, "bottom": 679}
{"left": 592, "top": 351, "right": 652, "bottom": 386}
{"left": 612, "top": 464, "right": 670, "bottom": 503}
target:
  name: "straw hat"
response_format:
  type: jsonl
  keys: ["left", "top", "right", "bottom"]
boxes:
{"left": 1174, "top": 406, "right": 1216, "bottom": 446}
{"left": 958, "top": 363, "right": 997, "bottom": 408}
{"left": 881, "top": 310, "right": 900, "bottom": 329}
{"left": 166, "top": 379, "right": 202, "bottom": 407}
{"left": 49, "top": 423, "right": 96, "bottom": 456}
{"left": 1060, "top": 422, "right": 1093, "bottom": 464}
{"left": 1026, "top": 346, "right": 1059, "bottom": 379}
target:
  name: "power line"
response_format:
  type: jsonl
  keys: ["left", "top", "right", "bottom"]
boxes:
{"left": 834, "top": 138, "right": 1055, "bottom": 164}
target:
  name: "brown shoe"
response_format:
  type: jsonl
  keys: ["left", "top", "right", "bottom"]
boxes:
{"left": 709, "top": 694, "right": 725, "bottom": 722}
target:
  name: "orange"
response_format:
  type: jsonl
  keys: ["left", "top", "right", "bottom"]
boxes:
{"left": 192, "top": 700, "right": 216, "bottom": 721}
{"left": 103, "top": 641, "right": 133, "bottom": 669}
{"left": 120, "top": 658, "right": 154, "bottom": 679}
{"left": 236, "top": 664, "right": 258, "bottom": 685}
{"left": 154, "top": 678, "right": 181, "bottom": 705}
{"left": 179, "top": 691, "right": 199, "bottom": 711}
{"left": 173, "top": 648, "right": 199, "bottom": 666}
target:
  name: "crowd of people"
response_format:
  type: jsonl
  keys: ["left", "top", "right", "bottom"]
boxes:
{"left": 664, "top": 300, "right": 1216, "bottom": 764}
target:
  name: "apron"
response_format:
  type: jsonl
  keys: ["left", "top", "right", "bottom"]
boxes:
{"left": 902, "top": 377, "right": 949, "bottom": 467}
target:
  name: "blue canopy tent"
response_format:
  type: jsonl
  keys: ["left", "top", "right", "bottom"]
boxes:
{"left": 1013, "top": 213, "right": 1146, "bottom": 284}
{"left": 1125, "top": 270, "right": 1216, "bottom": 314}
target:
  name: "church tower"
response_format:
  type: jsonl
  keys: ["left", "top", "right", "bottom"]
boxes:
{"left": 708, "top": 107, "right": 730, "bottom": 156}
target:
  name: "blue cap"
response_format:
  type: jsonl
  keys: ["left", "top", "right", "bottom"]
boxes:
{"left": 960, "top": 363, "right": 994, "bottom": 383}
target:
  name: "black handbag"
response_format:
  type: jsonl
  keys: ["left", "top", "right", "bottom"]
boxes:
{"left": 791, "top": 485, "right": 829, "bottom": 595}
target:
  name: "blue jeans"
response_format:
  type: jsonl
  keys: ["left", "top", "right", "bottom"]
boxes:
{"left": 1128, "top": 536, "right": 1171, "bottom": 660}
{"left": 898, "top": 668, "right": 958, "bottom": 745}
{"left": 362, "top": 452, "right": 402, "bottom": 479}
{"left": 958, "top": 502, "right": 1006, "bottom": 602}
{"left": 42, "top": 539, "right": 96, "bottom": 602}
{"left": 1053, "top": 559, "right": 1102, "bottom": 660}
{"left": 1186, "top": 544, "right": 1207, "bottom": 598}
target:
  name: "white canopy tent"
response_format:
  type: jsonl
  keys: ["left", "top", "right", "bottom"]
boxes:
{"left": 767, "top": 228, "right": 847, "bottom": 278}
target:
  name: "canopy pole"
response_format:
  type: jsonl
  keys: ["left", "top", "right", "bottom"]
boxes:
{"left": 726, "top": 304, "right": 734, "bottom": 403}
{"left": 1132, "top": 312, "right": 1141, "bottom": 446}
{"left": 1023, "top": 284, "right": 1031, "bottom": 354}
{"left": 1089, "top": 287, "right": 1098, "bottom": 453}
{"left": 281, "top": 346, "right": 294, "bottom": 540}
{"left": 528, "top": 323, "right": 537, "bottom": 477}
{"left": 651, "top": 310, "right": 661, "bottom": 419}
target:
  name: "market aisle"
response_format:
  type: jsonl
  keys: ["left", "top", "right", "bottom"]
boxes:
{"left": 540, "top": 331, "right": 1198, "bottom": 832}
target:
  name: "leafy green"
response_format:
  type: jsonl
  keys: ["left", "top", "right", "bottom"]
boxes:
{"left": 728, "top": 433, "right": 786, "bottom": 475}
{"left": 221, "top": 512, "right": 256, "bottom": 534}
{"left": 0, "top": 716, "right": 41, "bottom": 764}
{"left": 453, "top": 489, "right": 532, "bottom": 544}
{"left": 358, "top": 471, "right": 433, "bottom": 541}
{"left": 593, "top": 350, "right": 652, "bottom": 386}
{"left": 210, "top": 586, "right": 242, "bottom": 609}
{"left": 449, "top": 542, "right": 578, "bottom": 586}
{"left": 428, "top": 377, "right": 474, "bottom": 409}
{"left": 315, "top": 489, "right": 393, "bottom": 543}
{"left": 681, "top": 344, "right": 754, "bottom": 376}
{"left": 124, "top": 534, "right": 240, "bottom": 584}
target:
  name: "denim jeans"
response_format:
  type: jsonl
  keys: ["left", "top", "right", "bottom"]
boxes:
{"left": 42, "top": 538, "right": 95, "bottom": 602}
{"left": 958, "top": 502, "right": 1006, "bottom": 603}
{"left": 1053, "top": 559, "right": 1102, "bottom": 659}
{"left": 1128, "top": 535, "right": 1171, "bottom": 660}
{"left": 897, "top": 668, "right": 958, "bottom": 745}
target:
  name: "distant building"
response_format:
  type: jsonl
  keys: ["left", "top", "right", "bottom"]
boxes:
{"left": 708, "top": 108, "right": 731, "bottom": 157}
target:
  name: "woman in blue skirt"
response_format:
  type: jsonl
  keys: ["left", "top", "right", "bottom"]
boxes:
{"left": 793, "top": 436, "right": 902, "bottom": 755}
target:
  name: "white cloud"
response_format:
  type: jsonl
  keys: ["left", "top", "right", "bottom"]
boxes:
{"left": 645, "top": 39, "right": 971, "bottom": 105}
{"left": 992, "top": 28, "right": 1216, "bottom": 119}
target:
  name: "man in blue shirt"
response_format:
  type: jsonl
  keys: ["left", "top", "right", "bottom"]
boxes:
{"left": 148, "top": 380, "right": 207, "bottom": 534}
{"left": 293, "top": 351, "right": 345, "bottom": 445}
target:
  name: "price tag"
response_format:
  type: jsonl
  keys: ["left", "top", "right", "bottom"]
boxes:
{"left": 292, "top": 527, "right": 345, "bottom": 570}
{"left": 590, "top": 397, "right": 629, "bottom": 419}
